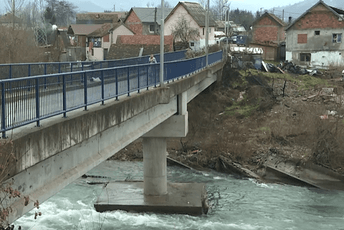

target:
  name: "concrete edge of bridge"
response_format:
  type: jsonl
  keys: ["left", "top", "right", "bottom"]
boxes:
{"left": 94, "top": 181, "right": 208, "bottom": 215}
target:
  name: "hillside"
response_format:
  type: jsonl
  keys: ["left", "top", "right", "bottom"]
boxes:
{"left": 273, "top": 0, "right": 344, "bottom": 21}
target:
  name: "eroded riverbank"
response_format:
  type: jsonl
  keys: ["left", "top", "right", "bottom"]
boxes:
{"left": 111, "top": 63, "right": 344, "bottom": 190}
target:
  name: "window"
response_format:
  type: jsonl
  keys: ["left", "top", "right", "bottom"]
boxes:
{"left": 190, "top": 42, "right": 194, "bottom": 47}
{"left": 333, "top": 33, "right": 342, "bottom": 43}
{"left": 297, "top": 34, "right": 307, "bottom": 44}
{"left": 91, "top": 48, "right": 94, "bottom": 56}
{"left": 300, "top": 53, "right": 311, "bottom": 62}
{"left": 149, "top": 24, "right": 155, "bottom": 33}
{"left": 315, "top": 31, "right": 320, "bottom": 35}
{"left": 93, "top": 38, "right": 102, "bottom": 47}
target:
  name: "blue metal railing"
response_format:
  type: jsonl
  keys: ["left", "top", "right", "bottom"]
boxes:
{"left": 0, "top": 50, "right": 187, "bottom": 80}
{"left": 0, "top": 50, "right": 223, "bottom": 138}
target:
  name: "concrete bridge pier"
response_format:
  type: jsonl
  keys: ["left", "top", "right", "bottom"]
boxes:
{"left": 95, "top": 92, "right": 208, "bottom": 215}
{"left": 142, "top": 91, "right": 188, "bottom": 196}
{"left": 143, "top": 137, "right": 168, "bottom": 195}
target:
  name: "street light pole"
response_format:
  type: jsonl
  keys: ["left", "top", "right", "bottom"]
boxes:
{"left": 205, "top": 0, "right": 209, "bottom": 66}
{"left": 160, "top": 0, "right": 165, "bottom": 87}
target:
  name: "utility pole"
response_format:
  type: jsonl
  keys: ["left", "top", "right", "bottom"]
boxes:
{"left": 205, "top": 0, "right": 209, "bottom": 66}
{"left": 160, "top": 0, "right": 164, "bottom": 87}
{"left": 12, "top": 0, "right": 15, "bottom": 28}
{"left": 154, "top": 7, "right": 157, "bottom": 34}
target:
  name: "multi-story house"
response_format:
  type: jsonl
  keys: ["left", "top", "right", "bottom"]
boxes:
{"left": 285, "top": 0, "right": 344, "bottom": 68}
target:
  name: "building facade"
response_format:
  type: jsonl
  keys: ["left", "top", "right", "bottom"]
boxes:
{"left": 251, "top": 12, "right": 286, "bottom": 61}
{"left": 285, "top": 0, "right": 344, "bottom": 68}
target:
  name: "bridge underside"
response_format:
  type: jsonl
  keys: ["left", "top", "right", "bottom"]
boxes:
{"left": 4, "top": 61, "right": 224, "bottom": 223}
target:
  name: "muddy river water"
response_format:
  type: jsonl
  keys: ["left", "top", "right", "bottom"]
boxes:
{"left": 15, "top": 161, "right": 344, "bottom": 230}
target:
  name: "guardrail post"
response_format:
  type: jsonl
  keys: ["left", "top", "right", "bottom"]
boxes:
{"left": 127, "top": 67, "right": 130, "bottom": 97}
{"left": 84, "top": 72, "right": 88, "bottom": 111}
{"left": 9, "top": 65, "right": 12, "bottom": 94}
{"left": 9, "top": 65, "right": 12, "bottom": 79}
{"left": 137, "top": 66, "right": 140, "bottom": 93}
{"left": 70, "top": 64, "right": 73, "bottom": 85}
{"left": 115, "top": 69, "right": 118, "bottom": 101}
{"left": 27, "top": 64, "right": 31, "bottom": 92}
{"left": 146, "top": 65, "right": 149, "bottom": 90}
{"left": 101, "top": 70, "right": 105, "bottom": 105}
{"left": 44, "top": 64, "right": 47, "bottom": 89}
{"left": 1, "top": 82, "right": 6, "bottom": 138}
{"left": 63, "top": 75, "right": 67, "bottom": 118}
{"left": 58, "top": 63, "right": 61, "bottom": 85}
{"left": 35, "top": 78, "right": 40, "bottom": 127}
{"left": 154, "top": 65, "right": 157, "bottom": 88}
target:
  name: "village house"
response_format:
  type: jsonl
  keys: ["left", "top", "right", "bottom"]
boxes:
{"left": 285, "top": 0, "right": 344, "bottom": 68}
{"left": 105, "top": 7, "right": 174, "bottom": 59}
{"left": 67, "top": 22, "right": 134, "bottom": 61}
{"left": 124, "top": 7, "right": 172, "bottom": 35}
{"left": 164, "top": 1, "right": 217, "bottom": 50}
{"left": 251, "top": 12, "right": 286, "bottom": 61}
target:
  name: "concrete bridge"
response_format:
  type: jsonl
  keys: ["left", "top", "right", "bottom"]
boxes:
{"left": 1, "top": 51, "right": 225, "bottom": 223}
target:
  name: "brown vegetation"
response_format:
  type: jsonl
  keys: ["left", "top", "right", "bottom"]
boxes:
{"left": 113, "top": 61, "right": 344, "bottom": 177}
{"left": 0, "top": 26, "right": 59, "bottom": 64}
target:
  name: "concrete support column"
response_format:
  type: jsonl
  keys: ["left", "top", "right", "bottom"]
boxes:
{"left": 177, "top": 91, "right": 187, "bottom": 115}
{"left": 143, "top": 137, "right": 167, "bottom": 196}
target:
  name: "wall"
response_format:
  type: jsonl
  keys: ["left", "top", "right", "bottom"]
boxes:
{"left": 253, "top": 16, "right": 285, "bottom": 43}
{"left": 125, "top": 11, "right": 143, "bottom": 34}
{"left": 119, "top": 35, "right": 174, "bottom": 51}
{"left": 286, "top": 4, "right": 344, "bottom": 67}
{"left": 164, "top": 5, "right": 215, "bottom": 50}
{"left": 112, "top": 25, "right": 135, "bottom": 43}
{"left": 251, "top": 44, "right": 277, "bottom": 61}
{"left": 87, "top": 47, "right": 103, "bottom": 61}
{"left": 286, "top": 50, "right": 344, "bottom": 68}
{"left": 288, "top": 4, "right": 344, "bottom": 31}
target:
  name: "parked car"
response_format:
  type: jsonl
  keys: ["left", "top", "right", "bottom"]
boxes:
{"left": 236, "top": 35, "right": 248, "bottom": 46}
{"left": 220, "top": 37, "right": 233, "bottom": 44}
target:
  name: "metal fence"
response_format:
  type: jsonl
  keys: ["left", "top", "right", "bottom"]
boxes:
{"left": 0, "top": 50, "right": 187, "bottom": 80}
{"left": 0, "top": 50, "right": 223, "bottom": 138}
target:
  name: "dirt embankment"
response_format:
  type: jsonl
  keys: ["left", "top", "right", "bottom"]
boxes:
{"left": 112, "top": 61, "right": 344, "bottom": 186}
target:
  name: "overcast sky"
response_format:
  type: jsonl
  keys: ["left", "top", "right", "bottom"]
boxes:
{"left": 108, "top": 0, "right": 304, "bottom": 13}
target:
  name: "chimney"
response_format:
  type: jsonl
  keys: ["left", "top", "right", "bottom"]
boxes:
{"left": 288, "top": 16, "right": 292, "bottom": 24}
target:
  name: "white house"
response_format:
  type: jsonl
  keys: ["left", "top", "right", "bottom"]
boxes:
{"left": 164, "top": 1, "right": 217, "bottom": 50}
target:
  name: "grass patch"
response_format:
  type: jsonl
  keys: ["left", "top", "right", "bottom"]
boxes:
{"left": 259, "top": 126, "right": 271, "bottom": 133}
{"left": 225, "top": 103, "right": 259, "bottom": 117}
{"left": 256, "top": 72, "right": 330, "bottom": 90}
{"left": 296, "top": 75, "right": 329, "bottom": 90}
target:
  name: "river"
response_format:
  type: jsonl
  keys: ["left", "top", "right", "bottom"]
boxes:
{"left": 14, "top": 161, "right": 344, "bottom": 230}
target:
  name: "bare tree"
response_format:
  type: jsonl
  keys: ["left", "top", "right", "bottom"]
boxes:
{"left": 44, "top": 0, "right": 77, "bottom": 26}
{"left": 210, "top": 0, "right": 231, "bottom": 20}
{"left": 171, "top": 16, "right": 200, "bottom": 47}
{"left": 4, "top": 0, "right": 26, "bottom": 27}
{"left": 157, "top": 1, "right": 173, "bottom": 9}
